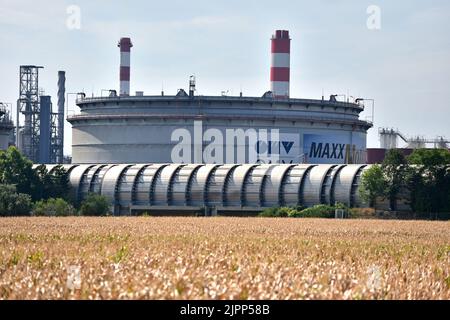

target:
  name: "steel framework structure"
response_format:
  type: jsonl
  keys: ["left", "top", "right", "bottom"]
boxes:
{"left": 18, "top": 65, "right": 43, "bottom": 161}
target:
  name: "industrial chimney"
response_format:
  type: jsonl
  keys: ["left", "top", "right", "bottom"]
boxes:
{"left": 57, "top": 71, "right": 65, "bottom": 163}
{"left": 118, "top": 37, "right": 133, "bottom": 96}
{"left": 270, "top": 30, "right": 290, "bottom": 99}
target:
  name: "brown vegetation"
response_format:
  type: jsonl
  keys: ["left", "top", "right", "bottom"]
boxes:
{"left": 0, "top": 217, "right": 449, "bottom": 299}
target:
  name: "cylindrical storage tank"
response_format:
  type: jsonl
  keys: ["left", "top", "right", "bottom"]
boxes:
{"left": 170, "top": 164, "right": 201, "bottom": 206}
{"left": 0, "top": 125, "right": 13, "bottom": 150}
{"left": 133, "top": 164, "right": 166, "bottom": 205}
{"left": 117, "top": 164, "right": 147, "bottom": 208}
{"left": 62, "top": 164, "right": 80, "bottom": 171}
{"left": 152, "top": 164, "right": 184, "bottom": 206}
{"left": 262, "top": 164, "right": 294, "bottom": 207}
{"left": 38, "top": 96, "right": 51, "bottom": 163}
{"left": 302, "top": 165, "right": 336, "bottom": 207}
{"left": 333, "top": 165, "right": 366, "bottom": 207}
{"left": 244, "top": 164, "right": 273, "bottom": 207}
{"left": 69, "top": 164, "right": 95, "bottom": 203}
{"left": 205, "top": 164, "right": 237, "bottom": 206}
{"left": 224, "top": 164, "right": 256, "bottom": 207}
{"left": 321, "top": 165, "right": 345, "bottom": 205}
{"left": 188, "top": 164, "right": 218, "bottom": 206}
{"left": 44, "top": 163, "right": 409, "bottom": 214}
{"left": 282, "top": 164, "right": 315, "bottom": 206}
{"left": 69, "top": 96, "right": 371, "bottom": 165}
{"left": 100, "top": 164, "right": 131, "bottom": 210}
{"left": 79, "top": 164, "right": 106, "bottom": 200}
{"left": 90, "top": 165, "right": 116, "bottom": 195}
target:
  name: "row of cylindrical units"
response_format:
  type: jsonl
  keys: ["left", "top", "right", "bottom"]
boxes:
{"left": 38, "top": 163, "right": 382, "bottom": 215}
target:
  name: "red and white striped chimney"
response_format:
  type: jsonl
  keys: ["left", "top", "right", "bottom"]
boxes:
{"left": 118, "top": 37, "right": 133, "bottom": 96}
{"left": 270, "top": 30, "right": 291, "bottom": 99}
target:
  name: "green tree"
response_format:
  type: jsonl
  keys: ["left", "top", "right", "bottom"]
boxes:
{"left": 0, "top": 147, "right": 70, "bottom": 202}
{"left": 0, "top": 184, "right": 32, "bottom": 216}
{"left": 79, "top": 193, "right": 110, "bottom": 216}
{"left": 381, "top": 149, "right": 407, "bottom": 211}
{"left": 288, "top": 205, "right": 337, "bottom": 218}
{"left": 408, "top": 148, "right": 450, "bottom": 166}
{"left": 359, "top": 165, "right": 386, "bottom": 208}
{"left": 34, "top": 164, "right": 70, "bottom": 201}
{"left": 407, "top": 149, "right": 450, "bottom": 219}
{"left": 33, "top": 198, "right": 77, "bottom": 216}
{"left": 0, "top": 147, "right": 37, "bottom": 197}
{"left": 50, "top": 165, "right": 70, "bottom": 200}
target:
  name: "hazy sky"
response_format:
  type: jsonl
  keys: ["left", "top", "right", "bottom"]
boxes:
{"left": 1, "top": 0, "right": 449, "bottom": 155}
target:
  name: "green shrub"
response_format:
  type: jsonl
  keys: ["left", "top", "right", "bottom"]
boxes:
{"left": 0, "top": 147, "right": 71, "bottom": 202}
{"left": 259, "top": 207, "right": 278, "bottom": 217}
{"left": 289, "top": 205, "right": 336, "bottom": 218}
{"left": 0, "top": 184, "right": 32, "bottom": 216}
{"left": 33, "top": 198, "right": 77, "bottom": 217}
{"left": 260, "top": 204, "right": 348, "bottom": 219}
{"left": 260, "top": 206, "right": 302, "bottom": 217}
{"left": 79, "top": 193, "right": 110, "bottom": 216}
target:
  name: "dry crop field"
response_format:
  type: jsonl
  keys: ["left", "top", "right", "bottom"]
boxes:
{"left": 0, "top": 217, "right": 449, "bottom": 300}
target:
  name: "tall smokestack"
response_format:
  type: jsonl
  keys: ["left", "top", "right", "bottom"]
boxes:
{"left": 118, "top": 37, "right": 133, "bottom": 96}
{"left": 270, "top": 30, "right": 290, "bottom": 99}
{"left": 57, "top": 71, "right": 65, "bottom": 163}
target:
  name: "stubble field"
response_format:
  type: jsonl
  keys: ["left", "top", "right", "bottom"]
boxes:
{"left": 0, "top": 217, "right": 449, "bottom": 299}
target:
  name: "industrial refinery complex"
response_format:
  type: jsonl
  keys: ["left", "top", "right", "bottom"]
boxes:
{"left": 70, "top": 31, "right": 371, "bottom": 165}
{"left": 0, "top": 29, "right": 448, "bottom": 214}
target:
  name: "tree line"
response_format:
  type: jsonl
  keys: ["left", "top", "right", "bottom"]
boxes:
{"left": 359, "top": 148, "right": 450, "bottom": 220}
{"left": 2, "top": 146, "right": 449, "bottom": 219}
{"left": 0, "top": 147, "right": 109, "bottom": 216}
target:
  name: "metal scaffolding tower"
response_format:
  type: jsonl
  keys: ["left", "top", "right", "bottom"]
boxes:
{"left": 18, "top": 65, "right": 43, "bottom": 162}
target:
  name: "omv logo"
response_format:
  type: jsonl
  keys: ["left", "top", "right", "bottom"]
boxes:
{"left": 256, "top": 140, "right": 296, "bottom": 155}
{"left": 282, "top": 141, "right": 294, "bottom": 154}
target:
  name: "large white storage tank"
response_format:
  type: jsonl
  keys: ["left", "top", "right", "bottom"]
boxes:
{"left": 69, "top": 95, "right": 371, "bottom": 164}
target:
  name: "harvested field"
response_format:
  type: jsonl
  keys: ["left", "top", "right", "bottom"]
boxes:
{"left": 0, "top": 217, "right": 449, "bottom": 299}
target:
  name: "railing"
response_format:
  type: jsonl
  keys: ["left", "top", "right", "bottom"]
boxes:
{"left": 67, "top": 112, "right": 373, "bottom": 128}
{"left": 75, "top": 95, "right": 364, "bottom": 111}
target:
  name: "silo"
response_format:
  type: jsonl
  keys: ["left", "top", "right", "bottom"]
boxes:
{"left": 38, "top": 96, "right": 52, "bottom": 163}
{"left": 0, "top": 103, "right": 14, "bottom": 150}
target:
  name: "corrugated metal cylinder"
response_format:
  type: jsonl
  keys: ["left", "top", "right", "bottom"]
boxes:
{"left": 38, "top": 163, "right": 380, "bottom": 215}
